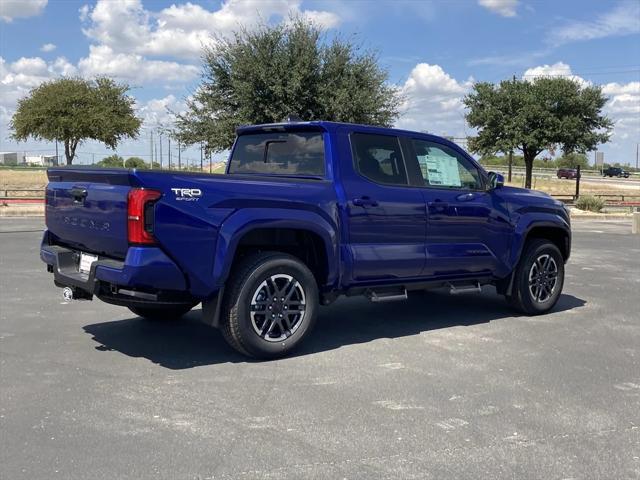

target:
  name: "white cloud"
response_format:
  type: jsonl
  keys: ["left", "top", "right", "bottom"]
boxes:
{"left": 478, "top": 0, "right": 519, "bottom": 17}
{"left": 602, "top": 82, "right": 640, "bottom": 116}
{"left": 77, "top": 45, "right": 199, "bottom": 84}
{"left": 0, "top": 0, "right": 47, "bottom": 22}
{"left": 40, "top": 43, "right": 57, "bottom": 53}
{"left": 49, "top": 57, "right": 78, "bottom": 77}
{"left": 137, "top": 94, "right": 186, "bottom": 128}
{"left": 80, "top": 0, "right": 342, "bottom": 60}
{"left": 522, "top": 61, "right": 590, "bottom": 87}
{"left": 549, "top": 1, "right": 640, "bottom": 45}
{"left": 0, "top": 56, "right": 78, "bottom": 111}
{"left": 10, "top": 57, "right": 48, "bottom": 76}
{"left": 300, "top": 10, "right": 341, "bottom": 29}
{"left": 396, "top": 63, "right": 473, "bottom": 137}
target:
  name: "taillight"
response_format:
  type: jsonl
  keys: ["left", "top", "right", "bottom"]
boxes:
{"left": 127, "top": 188, "right": 162, "bottom": 245}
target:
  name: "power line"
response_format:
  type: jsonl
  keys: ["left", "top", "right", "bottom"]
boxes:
{"left": 522, "top": 69, "right": 640, "bottom": 78}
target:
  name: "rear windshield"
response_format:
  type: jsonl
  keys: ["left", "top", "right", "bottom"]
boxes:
{"left": 228, "top": 132, "right": 325, "bottom": 176}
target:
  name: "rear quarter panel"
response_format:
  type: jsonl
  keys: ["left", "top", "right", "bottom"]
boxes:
{"left": 133, "top": 171, "right": 340, "bottom": 298}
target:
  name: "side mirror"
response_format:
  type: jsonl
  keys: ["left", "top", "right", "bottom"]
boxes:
{"left": 487, "top": 171, "right": 504, "bottom": 190}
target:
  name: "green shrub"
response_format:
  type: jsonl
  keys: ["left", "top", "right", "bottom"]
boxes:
{"left": 125, "top": 157, "right": 148, "bottom": 169}
{"left": 96, "top": 154, "right": 124, "bottom": 167}
{"left": 575, "top": 195, "right": 605, "bottom": 213}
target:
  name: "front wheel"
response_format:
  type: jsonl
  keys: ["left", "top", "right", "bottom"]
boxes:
{"left": 506, "top": 239, "right": 565, "bottom": 315}
{"left": 220, "top": 252, "right": 318, "bottom": 359}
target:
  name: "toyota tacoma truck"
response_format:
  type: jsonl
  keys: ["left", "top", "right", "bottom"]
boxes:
{"left": 41, "top": 121, "right": 571, "bottom": 358}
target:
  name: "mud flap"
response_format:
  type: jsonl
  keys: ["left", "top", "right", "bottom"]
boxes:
{"left": 202, "top": 287, "right": 225, "bottom": 328}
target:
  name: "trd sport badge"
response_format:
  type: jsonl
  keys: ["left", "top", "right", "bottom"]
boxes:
{"left": 171, "top": 188, "right": 202, "bottom": 201}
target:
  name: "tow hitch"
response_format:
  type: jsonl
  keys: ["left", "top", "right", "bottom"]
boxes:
{"left": 62, "top": 286, "right": 93, "bottom": 301}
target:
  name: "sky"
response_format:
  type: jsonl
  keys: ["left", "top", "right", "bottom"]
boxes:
{"left": 0, "top": 0, "right": 639, "bottom": 166}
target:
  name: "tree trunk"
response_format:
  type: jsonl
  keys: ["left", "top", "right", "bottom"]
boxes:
{"left": 64, "top": 138, "right": 79, "bottom": 165}
{"left": 64, "top": 139, "right": 74, "bottom": 165}
{"left": 523, "top": 149, "right": 535, "bottom": 189}
{"left": 508, "top": 151, "right": 513, "bottom": 182}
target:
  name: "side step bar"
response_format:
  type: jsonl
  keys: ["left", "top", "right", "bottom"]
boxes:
{"left": 448, "top": 282, "right": 482, "bottom": 295}
{"left": 367, "top": 288, "right": 408, "bottom": 303}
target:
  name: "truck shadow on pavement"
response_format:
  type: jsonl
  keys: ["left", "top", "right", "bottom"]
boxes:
{"left": 83, "top": 289, "right": 586, "bottom": 369}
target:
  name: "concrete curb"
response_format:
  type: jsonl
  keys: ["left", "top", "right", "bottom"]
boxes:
{"left": 570, "top": 214, "right": 632, "bottom": 220}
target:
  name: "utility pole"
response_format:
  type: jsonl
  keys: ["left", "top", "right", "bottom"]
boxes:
{"left": 159, "top": 132, "right": 163, "bottom": 169}
{"left": 168, "top": 137, "right": 172, "bottom": 170}
{"left": 178, "top": 141, "right": 181, "bottom": 170}
{"left": 209, "top": 152, "right": 212, "bottom": 174}
{"left": 149, "top": 130, "right": 154, "bottom": 169}
{"left": 200, "top": 143, "right": 204, "bottom": 171}
{"left": 636, "top": 143, "right": 639, "bottom": 170}
{"left": 55, "top": 140, "right": 58, "bottom": 166}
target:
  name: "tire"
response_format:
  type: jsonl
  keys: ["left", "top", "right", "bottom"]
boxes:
{"left": 219, "top": 251, "right": 318, "bottom": 359}
{"left": 128, "top": 304, "right": 195, "bottom": 321}
{"left": 506, "top": 239, "right": 564, "bottom": 315}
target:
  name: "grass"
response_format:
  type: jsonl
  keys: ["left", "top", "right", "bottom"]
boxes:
{"left": 0, "top": 170, "right": 48, "bottom": 194}
{"left": 505, "top": 174, "right": 639, "bottom": 196}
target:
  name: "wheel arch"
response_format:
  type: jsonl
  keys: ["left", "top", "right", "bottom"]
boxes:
{"left": 498, "top": 218, "right": 571, "bottom": 296}
{"left": 524, "top": 225, "right": 570, "bottom": 261}
{"left": 212, "top": 208, "right": 339, "bottom": 290}
{"left": 511, "top": 216, "right": 571, "bottom": 267}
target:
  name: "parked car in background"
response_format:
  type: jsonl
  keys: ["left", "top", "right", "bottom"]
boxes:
{"left": 557, "top": 168, "right": 578, "bottom": 179}
{"left": 603, "top": 167, "right": 630, "bottom": 178}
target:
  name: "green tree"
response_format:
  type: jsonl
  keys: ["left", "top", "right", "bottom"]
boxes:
{"left": 96, "top": 154, "right": 125, "bottom": 168}
{"left": 464, "top": 77, "right": 612, "bottom": 188}
{"left": 176, "top": 18, "right": 401, "bottom": 152}
{"left": 556, "top": 152, "right": 589, "bottom": 169}
{"left": 124, "top": 157, "right": 148, "bottom": 169}
{"left": 11, "top": 77, "right": 141, "bottom": 165}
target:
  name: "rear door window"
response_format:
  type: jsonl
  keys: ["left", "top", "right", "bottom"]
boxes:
{"left": 229, "top": 132, "right": 325, "bottom": 175}
{"left": 351, "top": 133, "right": 408, "bottom": 186}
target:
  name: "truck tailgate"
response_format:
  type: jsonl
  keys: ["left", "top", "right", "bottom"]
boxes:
{"left": 45, "top": 168, "right": 133, "bottom": 259}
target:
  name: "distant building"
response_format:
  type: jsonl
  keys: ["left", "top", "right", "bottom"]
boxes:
{"left": 24, "top": 155, "right": 59, "bottom": 166}
{"left": 0, "top": 152, "right": 25, "bottom": 165}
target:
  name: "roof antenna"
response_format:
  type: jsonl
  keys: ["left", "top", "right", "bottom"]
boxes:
{"left": 282, "top": 114, "right": 303, "bottom": 123}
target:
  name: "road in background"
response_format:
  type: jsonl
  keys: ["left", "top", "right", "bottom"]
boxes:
{"left": 1, "top": 218, "right": 639, "bottom": 479}
{"left": 577, "top": 176, "right": 640, "bottom": 188}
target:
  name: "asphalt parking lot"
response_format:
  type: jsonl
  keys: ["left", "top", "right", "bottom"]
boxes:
{"left": 1, "top": 218, "right": 639, "bottom": 479}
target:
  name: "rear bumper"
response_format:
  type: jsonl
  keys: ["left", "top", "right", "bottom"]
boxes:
{"left": 40, "top": 230, "right": 190, "bottom": 303}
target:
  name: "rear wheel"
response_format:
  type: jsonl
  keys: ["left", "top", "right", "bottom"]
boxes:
{"left": 506, "top": 239, "right": 564, "bottom": 315}
{"left": 128, "top": 304, "right": 195, "bottom": 321}
{"left": 220, "top": 251, "right": 318, "bottom": 359}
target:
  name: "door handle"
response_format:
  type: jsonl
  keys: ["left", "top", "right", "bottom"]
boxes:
{"left": 69, "top": 187, "right": 88, "bottom": 203}
{"left": 352, "top": 196, "right": 378, "bottom": 207}
{"left": 455, "top": 192, "right": 477, "bottom": 202}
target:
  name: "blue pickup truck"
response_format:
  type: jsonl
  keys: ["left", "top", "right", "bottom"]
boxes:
{"left": 41, "top": 121, "right": 571, "bottom": 358}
